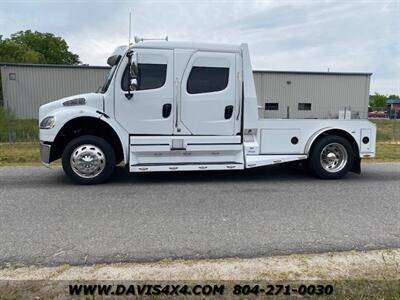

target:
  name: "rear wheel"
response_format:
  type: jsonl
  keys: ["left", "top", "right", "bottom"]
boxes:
{"left": 308, "top": 135, "right": 354, "bottom": 179}
{"left": 62, "top": 135, "right": 115, "bottom": 184}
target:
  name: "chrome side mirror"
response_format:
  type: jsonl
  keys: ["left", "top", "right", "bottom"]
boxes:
{"left": 128, "top": 51, "right": 138, "bottom": 92}
{"left": 126, "top": 50, "right": 138, "bottom": 98}
{"left": 129, "top": 78, "right": 138, "bottom": 91}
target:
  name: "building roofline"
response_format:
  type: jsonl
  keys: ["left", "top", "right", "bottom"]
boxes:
{"left": 253, "top": 70, "right": 372, "bottom": 76}
{"left": 0, "top": 63, "right": 372, "bottom": 76}
{"left": 387, "top": 99, "right": 400, "bottom": 104}
{"left": 0, "top": 63, "right": 110, "bottom": 69}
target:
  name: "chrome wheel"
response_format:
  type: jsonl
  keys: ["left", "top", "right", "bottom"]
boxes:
{"left": 320, "top": 143, "right": 348, "bottom": 173}
{"left": 70, "top": 144, "right": 106, "bottom": 179}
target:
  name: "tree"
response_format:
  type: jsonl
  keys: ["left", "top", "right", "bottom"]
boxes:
{"left": 0, "top": 30, "right": 80, "bottom": 105}
{"left": 388, "top": 94, "right": 400, "bottom": 100}
{"left": 369, "top": 93, "right": 387, "bottom": 109}
{"left": 0, "top": 30, "right": 80, "bottom": 65}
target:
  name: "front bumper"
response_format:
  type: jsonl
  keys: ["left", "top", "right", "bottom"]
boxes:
{"left": 40, "top": 142, "right": 51, "bottom": 166}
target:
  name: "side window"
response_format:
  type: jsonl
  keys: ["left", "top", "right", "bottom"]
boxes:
{"left": 121, "top": 63, "right": 167, "bottom": 91}
{"left": 187, "top": 67, "right": 229, "bottom": 94}
{"left": 298, "top": 103, "right": 312, "bottom": 111}
{"left": 265, "top": 103, "right": 279, "bottom": 110}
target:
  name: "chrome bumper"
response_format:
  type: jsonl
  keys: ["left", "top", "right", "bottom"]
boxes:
{"left": 40, "top": 142, "right": 51, "bottom": 166}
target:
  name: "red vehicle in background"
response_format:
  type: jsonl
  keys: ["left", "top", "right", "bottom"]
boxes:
{"left": 368, "top": 111, "right": 387, "bottom": 118}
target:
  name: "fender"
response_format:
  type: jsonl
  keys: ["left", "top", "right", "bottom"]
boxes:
{"left": 40, "top": 106, "right": 129, "bottom": 163}
{"left": 98, "top": 115, "right": 129, "bottom": 163}
{"left": 303, "top": 127, "right": 333, "bottom": 155}
{"left": 304, "top": 126, "right": 359, "bottom": 156}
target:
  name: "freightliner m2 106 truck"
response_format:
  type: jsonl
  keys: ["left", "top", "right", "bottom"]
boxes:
{"left": 39, "top": 41, "right": 376, "bottom": 184}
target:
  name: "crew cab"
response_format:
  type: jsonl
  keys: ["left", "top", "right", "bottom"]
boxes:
{"left": 39, "top": 41, "right": 376, "bottom": 184}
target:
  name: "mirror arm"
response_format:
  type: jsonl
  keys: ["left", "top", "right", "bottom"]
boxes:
{"left": 126, "top": 50, "right": 134, "bottom": 99}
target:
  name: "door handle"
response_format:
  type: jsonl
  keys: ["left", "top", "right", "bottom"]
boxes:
{"left": 162, "top": 103, "right": 172, "bottom": 118}
{"left": 224, "top": 105, "right": 234, "bottom": 119}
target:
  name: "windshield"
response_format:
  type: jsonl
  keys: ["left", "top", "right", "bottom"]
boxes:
{"left": 99, "top": 55, "right": 122, "bottom": 94}
{"left": 100, "top": 65, "right": 118, "bottom": 94}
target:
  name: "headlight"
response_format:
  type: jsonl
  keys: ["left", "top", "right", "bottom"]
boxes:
{"left": 63, "top": 98, "right": 86, "bottom": 106}
{"left": 40, "top": 116, "right": 56, "bottom": 129}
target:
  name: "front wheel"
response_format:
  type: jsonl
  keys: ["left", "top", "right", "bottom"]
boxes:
{"left": 308, "top": 135, "right": 354, "bottom": 179}
{"left": 62, "top": 135, "right": 115, "bottom": 184}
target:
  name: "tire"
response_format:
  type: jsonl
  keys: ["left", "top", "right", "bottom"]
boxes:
{"left": 62, "top": 135, "right": 115, "bottom": 184}
{"left": 308, "top": 135, "right": 354, "bottom": 179}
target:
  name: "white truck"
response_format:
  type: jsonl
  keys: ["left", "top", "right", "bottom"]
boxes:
{"left": 39, "top": 41, "right": 376, "bottom": 184}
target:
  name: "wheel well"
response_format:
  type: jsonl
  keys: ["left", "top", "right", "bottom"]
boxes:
{"left": 310, "top": 129, "right": 360, "bottom": 157}
{"left": 309, "top": 129, "right": 360, "bottom": 173}
{"left": 49, "top": 117, "right": 124, "bottom": 163}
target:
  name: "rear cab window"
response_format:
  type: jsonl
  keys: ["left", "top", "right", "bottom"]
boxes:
{"left": 187, "top": 67, "right": 229, "bottom": 94}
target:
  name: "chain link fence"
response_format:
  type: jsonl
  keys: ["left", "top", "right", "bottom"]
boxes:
{"left": 0, "top": 107, "right": 39, "bottom": 143}
{"left": 368, "top": 107, "right": 400, "bottom": 142}
{"left": 0, "top": 106, "right": 399, "bottom": 143}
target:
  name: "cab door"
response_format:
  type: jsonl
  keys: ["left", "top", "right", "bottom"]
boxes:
{"left": 114, "top": 49, "right": 174, "bottom": 134}
{"left": 179, "top": 52, "right": 237, "bottom": 135}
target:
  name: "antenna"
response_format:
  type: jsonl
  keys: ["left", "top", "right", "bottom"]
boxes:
{"left": 128, "top": 11, "right": 132, "bottom": 47}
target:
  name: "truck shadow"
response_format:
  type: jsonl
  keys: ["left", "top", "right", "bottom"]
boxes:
{"left": 106, "top": 163, "right": 398, "bottom": 185}
{"left": 3, "top": 162, "right": 395, "bottom": 188}
{"left": 109, "top": 162, "right": 322, "bottom": 184}
{"left": 40, "top": 163, "right": 395, "bottom": 187}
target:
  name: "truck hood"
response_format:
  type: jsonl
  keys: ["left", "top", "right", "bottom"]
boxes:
{"left": 39, "top": 93, "right": 104, "bottom": 121}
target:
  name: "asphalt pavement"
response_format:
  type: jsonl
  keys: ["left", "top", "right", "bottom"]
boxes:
{"left": 0, "top": 163, "right": 399, "bottom": 267}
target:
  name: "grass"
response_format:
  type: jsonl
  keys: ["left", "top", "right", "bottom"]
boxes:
{"left": 363, "top": 119, "right": 400, "bottom": 163}
{"left": 366, "top": 143, "right": 400, "bottom": 163}
{"left": 0, "top": 107, "right": 38, "bottom": 143}
{"left": 370, "top": 119, "right": 400, "bottom": 142}
{"left": 1, "top": 249, "right": 400, "bottom": 299}
{"left": 0, "top": 142, "right": 41, "bottom": 166}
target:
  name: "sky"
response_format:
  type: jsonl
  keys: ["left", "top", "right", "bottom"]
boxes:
{"left": 0, "top": 0, "right": 399, "bottom": 95}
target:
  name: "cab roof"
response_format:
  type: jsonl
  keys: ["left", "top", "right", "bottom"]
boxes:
{"left": 132, "top": 41, "right": 243, "bottom": 53}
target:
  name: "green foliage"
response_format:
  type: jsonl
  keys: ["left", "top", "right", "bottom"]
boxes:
{"left": 0, "top": 73, "right": 2, "bottom": 104}
{"left": 0, "top": 30, "right": 80, "bottom": 65}
{"left": 369, "top": 93, "right": 400, "bottom": 109}
{"left": 0, "top": 106, "right": 38, "bottom": 142}
{"left": 369, "top": 93, "right": 388, "bottom": 109}
{"left": 0, "top": 105, "right": 16, "bottom": 124}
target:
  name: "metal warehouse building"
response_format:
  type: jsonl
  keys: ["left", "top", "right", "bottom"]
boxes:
{"left": 254, "top": 70, "right": 371, "bottom": 119}
{"left": 1, "top": 63, "right": 371, "bottom": 120}
{"left": 1, "top": 64, "right": 109, "bottom": 119}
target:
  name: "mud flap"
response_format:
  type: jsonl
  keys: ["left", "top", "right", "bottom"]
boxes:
{"left": 351, "top": 157, "right": 361, "bottom": 174}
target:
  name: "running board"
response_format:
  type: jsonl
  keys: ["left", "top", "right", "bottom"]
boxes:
{"left": 130, "top": 163, "right": 244, "bottom": 172}
{"left": 245, "top": 155, "right": 307, "bottom": 168}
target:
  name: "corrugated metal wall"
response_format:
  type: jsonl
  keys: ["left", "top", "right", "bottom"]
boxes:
{"left": 254, "top": 71, "right": 370, "bottom": 119}
{"left": 1, "top": 64, "right": 110, "bottom": 119}
{"left": 1, "top": 64, "right": 370, "bottom": 120}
